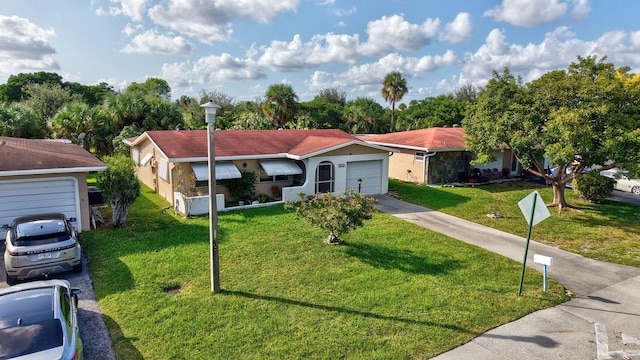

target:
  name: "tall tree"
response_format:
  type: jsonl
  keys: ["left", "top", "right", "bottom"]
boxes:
{"left": 0, "top": 72, "right": 63, "bottom": 102}
{"left": 464, "top": 57, "right": 640, "bottom": 209}
{"left": 262, "top": 83, "right": 299, "bottom": 128}
{"left": 97, "top": 154, "right": 141, "bottom": 227}
{"left": 23, "top": 83, "right": 81, "bottom": 133}
{"left": 342, "top": 97, "right": 386, "bottom": 134}
{"left": 0, "top": 103, "right": 45, "bottom": 138}
{"left": 381, "top": 71, "right": 408, "bottom": 132}
{"left": 126, "top": 77, "right": 172, "bottom": 99}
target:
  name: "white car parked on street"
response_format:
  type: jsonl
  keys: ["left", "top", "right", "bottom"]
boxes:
{"left": 600, "top": 168, "right": 640, "bottom": 195}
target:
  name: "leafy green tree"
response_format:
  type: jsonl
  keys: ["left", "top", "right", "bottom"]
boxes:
{"left": 111, "top": 125, "right": 143, "bottom": 156}
{"left": 262, "top": 83, "right": 299, "bottom": 128}
{"left": 381, "top": 71, "right": 408, "bottom": 132}
{"left": 296, "top": 98, "right": 344, "bottom": 129}
{"left": 49, "top": 102, "right": 93, "bottom": 143}
{"left": 396, "top": 94, "right": 466, "bottom": 130}
{"left": 229, "top": 100, "right": 272, "bottom": 130}
{"left": 198, "top": 90, "right": 236, "bottom": 129}
{"left": 342, "top": 97, "right": 386, "bottom": 134}
{"left": 315, "top": 88, "right": 346, "bottom": 106}
{"left": 464, "top": 57, "right": 640, "bottom": 209}
{"left": 0, "top": 71, "right": 63, "bottom": 102}
{"left": 126, "top": 77, "right": 172, "bottom": 99}
{"left": 96, "top": 154, "right": 140, "bottom": 227}
{"left": 178, "top": 95, "right": 205, "bottom": 130}
{"left": 23, "top": 83, "right": 81, "bottom": 132}
{"left": 0, "top": 103, "right": 45, "bottom": 138}
{"left": 285, "top": 189, "right": 378, "bottom": 244}
{"left": 63, "top": 81, "right": 115, "bottom": 106}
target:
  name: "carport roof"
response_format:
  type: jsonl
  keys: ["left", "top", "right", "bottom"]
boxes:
{"left": 0, "top": 137, "right": 107, "bottom": 176}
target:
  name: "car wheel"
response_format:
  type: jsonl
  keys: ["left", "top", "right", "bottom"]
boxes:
{"left": 6, "top": 272, "right": 18, "bottom": 286}
{"left": 72, "top": 262, "right": 83, "bottom": 273}
{"left": 632, "top": 186, "right": 640, "bottom": 195}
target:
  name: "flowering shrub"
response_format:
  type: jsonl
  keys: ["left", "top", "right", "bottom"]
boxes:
{"left": 285, "top": 189, "right": 378, "bottom": 244}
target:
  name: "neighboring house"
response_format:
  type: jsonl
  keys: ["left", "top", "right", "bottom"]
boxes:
{"left": 0, "top": 137, "right": 107, "bottom": 236}
{"left": 124, "top": 129, "right": 394, "bottom": 213}
{"left": 362, "top": 127, "right": 520, "bottom": 185}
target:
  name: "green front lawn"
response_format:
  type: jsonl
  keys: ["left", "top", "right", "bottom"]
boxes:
{"left": 82, "top": 186, "right": 567, "bottom": 359}
{"left": 389, "top": 179, "right": 640, "bottom": 267}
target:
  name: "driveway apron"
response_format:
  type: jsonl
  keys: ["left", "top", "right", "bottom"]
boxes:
{"left": 374, "top": 194, "right": 640, "bottom": 360}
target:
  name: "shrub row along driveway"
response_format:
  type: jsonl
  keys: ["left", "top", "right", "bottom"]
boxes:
{"left": 0, "top": 244, "right": 115, "bottom": 360}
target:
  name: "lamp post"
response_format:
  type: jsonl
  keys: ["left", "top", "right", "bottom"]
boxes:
{"left": 357, "top": 178, "right": 362, "bottom": 193}
{"left": 201, "top": 101, "right": 221, "bottom": 293}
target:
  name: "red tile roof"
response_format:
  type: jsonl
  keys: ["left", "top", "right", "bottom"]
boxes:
{"left": 133, "top": 129, "right": 372, "bottom": 160}
{"left": 362, "top": 127, "right": 467, "bottom": 151}
{"left": 0, "top": 137, "right": 106, "bottom": 174}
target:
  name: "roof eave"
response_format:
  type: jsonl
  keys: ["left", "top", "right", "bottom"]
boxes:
{"left": 0, "top": 166, "right": 108, "bottom": 177}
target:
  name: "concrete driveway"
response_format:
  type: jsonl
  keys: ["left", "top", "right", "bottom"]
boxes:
{"left": 0, "top": 244, "right": 115, "bottom": 360}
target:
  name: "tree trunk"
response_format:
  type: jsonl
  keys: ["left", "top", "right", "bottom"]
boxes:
{"left": 550, "top": 183, "right": 569, "bottom": 209}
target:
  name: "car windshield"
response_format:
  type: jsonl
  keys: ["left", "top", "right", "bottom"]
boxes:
{"left": 0, "top": 287, "right": 63, "bottom": 359}
{"left": 0, "top": 319, "right": 63, "bottom": 358}
{"left": 14, "top": 219, "right": 71, "bottom": 246}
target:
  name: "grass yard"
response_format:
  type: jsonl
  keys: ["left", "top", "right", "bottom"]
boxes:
{"left": 82, "top": 186, "right": 567, "bottom": 359}
{"left": 389, "top": 179, "right": 640, "bottom": 267}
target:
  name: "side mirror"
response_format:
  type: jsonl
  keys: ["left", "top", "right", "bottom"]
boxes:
{"left": 71, "top": 288, "right": 81, "bottom": 307}
{"left": 1, "top": 224, "right": 9, "bottom": 230}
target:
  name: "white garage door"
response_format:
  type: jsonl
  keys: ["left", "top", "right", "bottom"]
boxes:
{"left": 346, "top": 160, "right": 382, "bottom": 195}
{"left": 0, "top": 177, "right": 80, "bottom": 237}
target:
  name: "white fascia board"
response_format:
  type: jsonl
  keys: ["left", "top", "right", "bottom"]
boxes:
{"left": 0, "top": 166, "right": 108, "bottom": 177}
{"left": 296, "top": 140, "right": 397, "bottom": 160}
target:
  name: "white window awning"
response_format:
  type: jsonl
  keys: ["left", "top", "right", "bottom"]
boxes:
{"left": 140, "top": 153, "right": 153, "bottom": 166}
{"left": 259, "top": 160, "right": 303, "bottom": 176}
{"left": 191, "top": 163, "right": 241, "bottom": 181}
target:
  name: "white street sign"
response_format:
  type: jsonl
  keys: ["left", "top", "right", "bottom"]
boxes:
{"left": 518, "top": 190, "right": 550, "bottom": 227}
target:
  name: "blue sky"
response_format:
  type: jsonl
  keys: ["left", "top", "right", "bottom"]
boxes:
{"left": 1, "top": 0, "right": 639, "bottom": 105}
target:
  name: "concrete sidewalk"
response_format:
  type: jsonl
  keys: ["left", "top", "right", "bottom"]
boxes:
{"left": 374, "top": 195, "right": 640, "bottom": 360}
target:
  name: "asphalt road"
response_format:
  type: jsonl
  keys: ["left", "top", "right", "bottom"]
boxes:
{"left": 609, "top": 189, "right": 640, "bottom": 206}
{"left": 0, "top": 244, "right": 116, "bottom": 360}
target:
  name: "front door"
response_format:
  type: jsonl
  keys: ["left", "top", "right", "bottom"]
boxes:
{"left": 316, "top": 162, "right": 334, "bottom": 193}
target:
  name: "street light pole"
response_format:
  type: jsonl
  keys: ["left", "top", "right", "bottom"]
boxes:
{"left": 201, "top": 101, "right": 221, "bottom": 293}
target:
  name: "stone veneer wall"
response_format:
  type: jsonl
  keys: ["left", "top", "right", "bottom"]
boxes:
{"left": 427, "top": 151, "right": 472, "bottom": 184}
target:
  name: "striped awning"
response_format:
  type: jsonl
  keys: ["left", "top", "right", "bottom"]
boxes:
{"left": 259, "top": 160, "right": 303, "bottom": 176}
{"left": 191, "top": 162, "right": 241, "bottom": 181}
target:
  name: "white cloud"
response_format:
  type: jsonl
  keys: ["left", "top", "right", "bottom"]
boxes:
{"left": 484, "top": 0, "right": 567, "bottom": 27}
{"left": 569, "top": 0, "right": 591, "bottom": 19}
{"left": 305, "top": 51, "right": 458, "bottom": 91}
{"left": 457, "top": 25, "right": 640, "bottom": 90}
{"left": 148, "top": 0, "right": 299, "bottom": 44}
{"left": 439, "top": 12, "right": 473, "bottom": 44}
{"left": 0, "top": 15, "right": 59, "bottom": 82}
{"left": 120, "top": 0, "right": 148, "bottom": 22}
{"left": 160, "top": 53, "right": 266, "bottom": 88}
{"left": 121, "top": 30, "right": 192, "bottom": 55}
{"left": 257, "top": 33, "right": 360, "bottom": 71}
{"left": 358, "top": 14, "right": 440, "bottom": 56}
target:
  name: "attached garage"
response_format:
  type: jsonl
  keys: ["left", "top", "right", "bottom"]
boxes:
{"left": 0, "top": 137, "right": 106, "bottom": 236}
{"left": 0, "top": 177, "right": 80, "bottom": 233}
{"left": 346, "top": 160, "right": 382, "bottom": 195}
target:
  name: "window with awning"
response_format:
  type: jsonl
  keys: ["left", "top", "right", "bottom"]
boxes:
{"left": 259, "top": 160, "right": 303, "bottom": 176}
{"left": 191, "top": 163, "right": 241, "bottom": 181}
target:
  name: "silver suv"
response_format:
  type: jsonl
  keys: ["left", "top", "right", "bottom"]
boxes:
{"left": 0, "top": 279, "right": 83, "bottom": 359}
{"left": 4, "top": 213, "right": 82, "bottom": 285}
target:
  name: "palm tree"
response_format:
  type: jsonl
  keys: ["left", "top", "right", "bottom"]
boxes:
{"left": 381, "top": 71, "right": 408, "bottom": 132}
{"left": 262, "top": 84, "right": 299, "bottom": 128}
